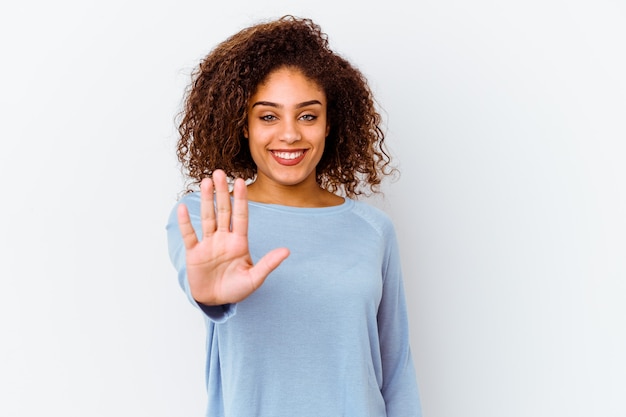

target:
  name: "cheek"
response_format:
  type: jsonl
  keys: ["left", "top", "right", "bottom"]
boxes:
{"left": 312, "top": 137, "right": 327, "bottom": 164}
{"left": 246, "top": 136, "right": 266, "bottom": 165}
{"left": 316, "top": 128, "right": 328, "bottom": 152}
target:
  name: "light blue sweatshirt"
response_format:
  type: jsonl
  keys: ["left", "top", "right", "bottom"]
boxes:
{"left": 166, "top": 193, "right": 422, "bottom": 417}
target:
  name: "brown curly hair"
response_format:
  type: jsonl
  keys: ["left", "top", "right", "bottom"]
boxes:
{"left": 176, "top": 15, "right": 395, "bottom": 197}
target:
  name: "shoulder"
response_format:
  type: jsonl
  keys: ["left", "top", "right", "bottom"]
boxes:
{"left": 175, "top": 191, "right": 202, "bottom": 213}
{"left": 166, "top": 191, "right": 201, "bottom": 228}
{"left": 178, "top": 191, "right": 201, "bottom": 205}
{"left": 349, "top": 199, "right": 396, "bottom": 238}
{"left": 350, "top": 199, "right": 394, "bottom": 224}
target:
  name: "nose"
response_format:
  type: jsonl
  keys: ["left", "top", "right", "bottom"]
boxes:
{"left": 278, "top": 119, "right": 301, "bottom": 144}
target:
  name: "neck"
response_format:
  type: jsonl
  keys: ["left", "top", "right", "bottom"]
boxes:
{"left": 247, "top": 178, "right": 344, "bottom": 208}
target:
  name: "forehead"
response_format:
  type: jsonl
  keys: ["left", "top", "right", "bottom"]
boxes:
{"left": 252, "top": 67, "right": 326, "bottom": 102}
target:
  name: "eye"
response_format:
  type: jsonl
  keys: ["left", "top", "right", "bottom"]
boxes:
{"left": 300, "top": 114, "right": 317, "bottom": 121}
{"left": 260, "top": 114, "right": 277, "bottom": 122}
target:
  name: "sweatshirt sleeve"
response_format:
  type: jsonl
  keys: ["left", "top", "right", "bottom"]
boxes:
{"left": 165, "top": 193, "right": 237, "bottom": 323}
{"left": 377, "top": 221, "right": 422, "bottom": 417}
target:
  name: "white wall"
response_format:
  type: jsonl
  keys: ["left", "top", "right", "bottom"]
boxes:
{"left": 1, "top": 1, "right": 624, "bottom": 416}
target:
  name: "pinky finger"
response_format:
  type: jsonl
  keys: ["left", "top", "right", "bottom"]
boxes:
{"left": 177, "top": 203, "right": 199, "bottom": 250}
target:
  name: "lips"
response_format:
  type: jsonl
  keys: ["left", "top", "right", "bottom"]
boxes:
{"left": 270, "top": 149, "right": 307, "bottom": 166}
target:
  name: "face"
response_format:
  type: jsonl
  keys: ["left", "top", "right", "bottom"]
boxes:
{"left": 245, "top": 67, "right": 330, "bottom": 191}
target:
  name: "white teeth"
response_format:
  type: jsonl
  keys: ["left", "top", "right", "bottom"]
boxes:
{"left": 273, "top": 151, "right": 303, "bottom": 160}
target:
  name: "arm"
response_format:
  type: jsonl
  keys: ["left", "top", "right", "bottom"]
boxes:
{"left": 378, "top": 223, "right": 423, "bottom": 416}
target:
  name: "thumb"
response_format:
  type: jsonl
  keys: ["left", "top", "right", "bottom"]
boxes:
{"left": 250, "top": 247, "right": 290, "bottom": 285}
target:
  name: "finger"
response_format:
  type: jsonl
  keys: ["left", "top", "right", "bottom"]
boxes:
{"left": 177, "top": 203, "right": 199, "bottom": 250}
{"left": 200, "top": 177, "right": 216, "bottom": 238}
{"left": 249, "top": 247, "right": 290, "bottom": 287}
{"left": 231, "top": 178, "right": 248, "bottom": 237}
{"left": 212, "top": 170, "right": 232, "bottom": 232}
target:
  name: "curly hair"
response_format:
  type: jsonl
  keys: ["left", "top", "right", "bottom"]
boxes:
{"left": 176, "top": 15, "right": 396, "bottom": 197}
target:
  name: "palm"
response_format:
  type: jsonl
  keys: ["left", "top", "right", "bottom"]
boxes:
{"left": 178, "top": 170, "right": 290, "bottom": 306}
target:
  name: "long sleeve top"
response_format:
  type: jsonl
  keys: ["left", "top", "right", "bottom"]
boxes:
{"left": 166, "top": 193, "right": 422, "bottom": 417}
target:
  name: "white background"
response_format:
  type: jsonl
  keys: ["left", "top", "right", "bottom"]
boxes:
{"left": 1, "top": 1, "right": 625, "bottom": 416}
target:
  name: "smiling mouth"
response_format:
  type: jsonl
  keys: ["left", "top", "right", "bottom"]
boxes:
{"left": 271, "top": 150, "right": 306, "bottom": 160}
{"left": 270, "top": 149, "right": 308, "bottom": 165}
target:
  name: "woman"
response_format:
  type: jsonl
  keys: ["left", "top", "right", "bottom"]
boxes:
{"left": 166, "top": 15, "right": 422, "bottom": 417}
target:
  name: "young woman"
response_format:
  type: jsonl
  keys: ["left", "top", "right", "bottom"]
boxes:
{"left": 166, "top": 15, "right": 422, "bottom": 417}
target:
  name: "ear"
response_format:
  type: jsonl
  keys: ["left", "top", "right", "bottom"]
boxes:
{"left": 243, "top": 125, "right": 249, "bottom": 139}
{"left": 325, "top": 123, "right": 330, "bottom": 137}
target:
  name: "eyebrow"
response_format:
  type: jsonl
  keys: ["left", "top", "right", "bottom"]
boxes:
{"left": 251, "top": 100, "right": 323, "bottom": 109}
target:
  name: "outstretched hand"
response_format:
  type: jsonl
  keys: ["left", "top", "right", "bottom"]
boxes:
{"left": 177, "top": 170, "right": 290, "bottom": 306}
